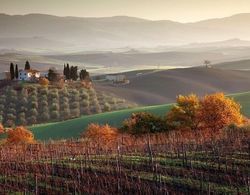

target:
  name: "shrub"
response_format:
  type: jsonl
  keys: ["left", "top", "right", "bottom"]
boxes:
{"left": 121, "top": 112, "right": 168, "bottom": 135}
{"left": 7, "top": 126, "right": 34, "bottom": 144}
{"left": 5, "top": 119, "right": 15, "bottom": 128}
{"left": 40, "top": 100, "right": 48, "bottom": 107}
{"left": 70, "top": 109, "right": 80, "bottom": 118}
{"left": 50, "top": 111, "right": 60, "bottom": 120}
{"left": 82, "top": 124, "right": 118, "bottom": 146}
{"left": 103, "top": 103, "right": 111, "bottom": 112}
{"left": 40, "top": 112, "right": 50, "bottom": 121}
{"left": 39, "top": 77, "right": 49, "bottom": 86}
{"left": 81, "top": 100, "right": 89, "bottom": 107}
{"left": 60, "top": 109, "right": 70, "bottom": 120}
{"left": 17, "top": 112, "right": 26, "bottom": 125}
{"left": 28, "top": 116, "right": 37, "bottom": 124}
{"left": 51, "top": 103, "right": 59, "bottom": 111}
{"left": 29, "top": 108, "right": 38, "bottom": 116}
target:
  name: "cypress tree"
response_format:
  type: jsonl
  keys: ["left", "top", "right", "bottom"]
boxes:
{"left": 63, "top": 64, "right": 66, "bottom": 77}
{"left": 66, "top": 64, "right": 70, "bottom": 80}
{"left": 25, "top": 61, "right": 31, "bottom": 70}
{"left": 80, "top": 69, "right": 89, "bottom": 81}
{"left": 10, "top": 63, "right": 15, "bottom": 80}
{"left": 15, "top": 64, "right": 19, "bottom": 79}
{"left": 70, "top": 66, "right": 74, "bottom": 80}
{"left": 70, "top": 66, "right": 78, "bottom": 81}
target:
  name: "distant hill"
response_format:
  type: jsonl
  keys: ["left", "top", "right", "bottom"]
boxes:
{"left": 0, "top": 37, "right": 72, "bottom": 52}
{"left": 214, "top": 59, "right": 250, "bottom": 70}
{"left": 0, "top": 53, "right": 65, "bottom": 71}
{"left": 47, "top": 51, "right": 226, "bottom": 67}
{"left": 184, "top": 39, "right": 250, "bottom": 48}
{"left": 1, "top": 13, "right": 250, "bottom": 51}
{"left": 96, "top": 67, "right": 250, "bottom": 105}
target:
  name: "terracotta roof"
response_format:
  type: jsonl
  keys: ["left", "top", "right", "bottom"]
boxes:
{"left": 20, "top": 69, "right": 40, "bottom": 73}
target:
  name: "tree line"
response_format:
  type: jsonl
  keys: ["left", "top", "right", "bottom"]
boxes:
{"left": 120, "top": 93, "right": 243, "bottom": 135}
{"left": 63, "top": 64, "right": 90, "bottom": 81}
{"left": 47, "top": 64, "right": 90, "bottom": 82}
{"left": 9, "top": 61, "right": 31, "bottom": 80}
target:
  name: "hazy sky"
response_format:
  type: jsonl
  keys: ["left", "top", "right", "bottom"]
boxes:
{"left": 1, "top": 0, "right": 250, "bottom": 22}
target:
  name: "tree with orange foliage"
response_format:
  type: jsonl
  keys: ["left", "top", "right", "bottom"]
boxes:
{"left": 199, "top": 93, "right": 243, "bottom": 132}
{"left": 39, "top": 77, "right": 49, "bottom": 86}
{"left": 81, "top": 124, "right": 118, "bottom": 147}
{"left": 0, "top": 123, "right": 4, "bottom": 134}
{"left": 7, "top": 126, "right": 35, "bottom": 144}
{"left": 167, "top": 94, "right": 200, "bottom": 131}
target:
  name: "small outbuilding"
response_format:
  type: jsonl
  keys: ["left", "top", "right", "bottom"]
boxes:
{"left": 0, "top": 71, "right": 11, "bottom": 80}
{"left": 106, "top": 74, "right": 126, "bottom": 82}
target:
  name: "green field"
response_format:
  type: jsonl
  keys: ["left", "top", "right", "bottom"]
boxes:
{"left": 230, "top": 91, "right": 250, "bottom": 116}
{"left": 28, "top": 91, "right": 250, "bottom": 140}
{"left": 30, "top": 103, "right": 173, "bottom": 140}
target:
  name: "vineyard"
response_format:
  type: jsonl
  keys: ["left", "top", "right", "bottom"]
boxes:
{"left": 0, "top": 130, "right": 249, "bottom": 194}
{"left": 0, "top": 83, "right": 135, "bottom": 127}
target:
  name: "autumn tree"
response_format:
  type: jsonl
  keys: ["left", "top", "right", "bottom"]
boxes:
{"left": 199, "top": 93, "right": 243, "bottom": 132}
{"left": 0, "top": 123, "right": 4, "bottom": 134}
{"left": 167, "top": 94, "right": 200, "bottom": 131}
{"left": 39, "top": 77, "right": 49, "bottom": 86}
{"left": 82, "top": 123, "right": 118, "bottom": 147}
{"left": 7, "top": 126, "right": 35, "bottom": 144}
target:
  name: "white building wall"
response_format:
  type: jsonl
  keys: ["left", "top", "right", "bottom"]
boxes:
{"left": 18, "top": 70, "right": 40, "bottom": 81}
{"left": 106, "top": 75, "right": 126, "bottom": 82}
{"left": 0, "top": 72, "right": 10, "bottom": 80}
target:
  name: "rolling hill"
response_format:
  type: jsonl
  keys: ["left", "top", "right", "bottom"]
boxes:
{"left": 29, "top": 91, "right": 250, "bottom": 141}
{"left": 214, "top": 59, "right": 250, "bottom": 70}
{"left": 1, "top": 13, "right": 250, "bottom": 51}
{"left": 96, "top": 67, "right": 250, "bottom": 105}
{"left": 30, "top": 103, "right": 173, "bottom": 140}
{"left": 47, "top": 51, "right": 226, "bottom": 67}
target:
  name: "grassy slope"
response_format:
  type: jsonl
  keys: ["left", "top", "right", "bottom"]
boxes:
{"left": 230, "top": 91, "right": 250, "bottom": 116}
{"left": 214, "top": 59, "right": 250, "bottom": 70}
{"left": 29, "top": 91, "right": 250, "bottom": 141}
{"left": 30, "top": 103, "right": 173, "bottom": 141}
